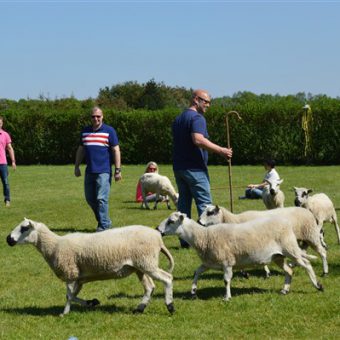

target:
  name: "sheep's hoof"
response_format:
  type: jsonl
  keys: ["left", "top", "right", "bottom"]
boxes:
{"left": 317, "top": 283, "right": 324, "bottom": 292}
{"left": 87, "top": 298, "right": 100, "bottom": 307}
{"left": 241, "top": 270, "right": 250, "bottom": 279}
{"left": 133, "top": 303, "right": 146, "bottom": 314}
{"left": 191, "top": 293, "right": 197, "bottom": 300}
{"left": 166, "top": 303, "right": 175, "bottom": 314}
{"left": 280, "top": 289, "right": 289, "bottom": 295}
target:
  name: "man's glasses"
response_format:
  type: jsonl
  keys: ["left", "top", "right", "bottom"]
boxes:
{"left": 91, "top": 115, "right": 102, "bottom": 119}
{"left": 197, "top": 96, "right": 211, "bottom": 104}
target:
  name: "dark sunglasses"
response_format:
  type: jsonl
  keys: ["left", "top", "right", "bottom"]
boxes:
{"left": 91, "top": 115, "right": 102, "bottom": 118}
{"left": 197, "top": 96, "right": 211, "bottom": 104}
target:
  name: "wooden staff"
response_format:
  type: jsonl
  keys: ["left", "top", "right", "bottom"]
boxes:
{"left": 225, "top": 110, "right": 242, "bottom": 212}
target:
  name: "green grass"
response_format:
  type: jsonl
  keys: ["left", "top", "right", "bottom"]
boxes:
{"left": 1, "top": 164, "right": 340, "bottom": 339}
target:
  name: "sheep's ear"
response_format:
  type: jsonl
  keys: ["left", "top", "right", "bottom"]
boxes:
{"left": 23, "top": 218, "right": 36, "bottom": 228}
{"left": 215, "top": 205, "right": 220, "bottom": 213}
{"left": 308, "top": 189, "right": 313, "bottom": 194}
{"left": 278, "top": 179, "right": 284, "bottom": 184}
{"left": 179, "top": 214, "right": 185, "bottom": 222}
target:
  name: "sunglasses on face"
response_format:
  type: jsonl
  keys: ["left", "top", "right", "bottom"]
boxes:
{"left": 197, "top": 96, "right": 211, "bottom": 105}
{"left": 91, "top": 115, "right": 102, "bottom": 119}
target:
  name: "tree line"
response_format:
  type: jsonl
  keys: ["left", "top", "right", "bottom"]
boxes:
{"left": 0, "top": 80, "right": 340, "bottom": 165}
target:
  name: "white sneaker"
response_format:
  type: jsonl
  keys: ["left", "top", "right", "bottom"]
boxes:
{"left": 5, "top": 201, "right": 10, "bottom": 207}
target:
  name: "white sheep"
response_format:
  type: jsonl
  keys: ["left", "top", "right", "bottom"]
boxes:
{"left": 262, "top": 178, "right": 285, "bottom": 209}
{"left": 198, "top": 205, "right": 328, "bottom": 276}
{"left": 157, "top": 212, "right": 323, "bottom": 301}
{"left": 6, "top": 218, "right": 175, "bottom": 316}
{"left": 140, "top": 173, "right": 178, "bottom": 210}
{"left": 293, "top": 187, "right": 340, "bottom": 246}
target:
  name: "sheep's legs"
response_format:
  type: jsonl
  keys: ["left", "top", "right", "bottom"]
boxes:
{"left": 309, "top": 242, "right": 328, "bottom": 276}
{"left": 145, "top": 268, "right": 174, "bottom": 313}
{"left": 141, "top": 191, "right": 150, "bottom": 210}
{"left": 331, "top": 217, "right": 340, "bottom": 244}
{"left": 223, "top": 265, "right": 233, "bottom": 301}
{"left": 263, "top": 265, "right": 271, "bottom": 278}
{"left": 272, "top": 255, "right": 293, "bottom": 294}
{"left": 133, "top": 273, "right": 156, "bottom": 313}
{"left": 191, "top": 264, "right": 208, "bottom": 298}
{"left": 294, "top": 256, "right": 324, "bottom": 291}
{"left": 153, "top": 194, "right": 160, "bottom": 210}
{"left": 61, "top": 281, "right": 99, "bottom": 316}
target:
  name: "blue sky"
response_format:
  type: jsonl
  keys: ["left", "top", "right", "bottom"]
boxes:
{"left": 1, "top": 1, "right": 339, "bottom": 100}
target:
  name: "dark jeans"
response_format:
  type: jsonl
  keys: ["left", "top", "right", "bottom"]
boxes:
{"left": 0, "top": 164, "right": 10, "bottom": 202}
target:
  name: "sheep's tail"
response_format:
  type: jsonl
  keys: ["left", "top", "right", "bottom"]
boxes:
{"left": 161, "top": 245, "right": 175, "bottom": 273}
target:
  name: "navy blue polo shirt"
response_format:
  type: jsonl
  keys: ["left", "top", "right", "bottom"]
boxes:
{"left": 172, "top": 109, "right": 209, "bottom": 171}
{"left": 80, "top": 123, "right": 119, "bottom": 174}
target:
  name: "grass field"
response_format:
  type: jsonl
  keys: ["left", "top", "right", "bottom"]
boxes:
{"left": 1, "top": 164, "right": 340, "bottom": 339}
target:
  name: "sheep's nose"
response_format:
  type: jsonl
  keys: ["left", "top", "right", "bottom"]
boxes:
{"left": 294, "top": 199, "right": 301, "bottom": 207}
{"left": 6, "top": 234, "right": 16, "bottom": 246}
{"left": 270, "top": 189, "right": 275, "bottom": 195}
{"left": 155, "top": 226, "right": 164, "bottom": 236}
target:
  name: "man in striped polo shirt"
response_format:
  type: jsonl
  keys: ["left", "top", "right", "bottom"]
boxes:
{"left": 74, "top": 107, "right": 122, "bottom": 231}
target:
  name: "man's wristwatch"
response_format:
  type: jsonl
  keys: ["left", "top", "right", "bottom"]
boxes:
{"left": 114, "top": 168, "right": 121, "bottom": 175}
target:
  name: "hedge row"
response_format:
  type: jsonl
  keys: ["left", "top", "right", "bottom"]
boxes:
{"left": 1, "top": 95, "right": 340, "bottom": 165}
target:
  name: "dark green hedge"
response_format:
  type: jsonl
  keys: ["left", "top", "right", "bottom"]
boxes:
{"left": 1, "top": 95, "right": 340, "bottom": 165}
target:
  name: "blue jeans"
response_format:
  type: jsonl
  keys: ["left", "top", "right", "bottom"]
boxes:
{"left": 245, "top": 187, "right": 263, "bottom": 199}
{"left": 85, "top": 173, "right": 112, "bottom": 231}
{"left": 174, "top": 169, "right": 212, "bottom": 246}
{"left": 0, "top": 165, "right": 10, "bottom": 202}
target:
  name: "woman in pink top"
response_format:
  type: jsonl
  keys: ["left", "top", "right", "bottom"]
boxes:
{"left": 0, "top": 116, "right": 16, "bottom": 207}
{"left": 135, "top": 161, "right": 166, "bottom": 203}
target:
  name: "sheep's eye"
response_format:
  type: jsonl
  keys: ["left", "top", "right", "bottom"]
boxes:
{"left": 166, "top": 219, "right": 172, "bottom": 226}
{"left": 302, "top": 192, "right": 307, "bottom": 197}
{"left": 20, "top": 226, "right": 30, "bottom": 233}
{"left": 207, "top": 210, "right": 215, "bottom": 216}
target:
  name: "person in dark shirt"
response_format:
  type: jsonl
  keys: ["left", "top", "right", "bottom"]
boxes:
{"left": 74, "top": 107, "right": 122, "bottom": 231}
{"left": 172, "top": 89, "right": 232, "bottom": 247}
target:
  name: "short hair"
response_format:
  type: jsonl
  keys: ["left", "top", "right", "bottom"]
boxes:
{"left": 264, "top": 159, "right": 276, "bottom": 168}
{"left": 91, "top": 106, "right": 103, "bottom": 115}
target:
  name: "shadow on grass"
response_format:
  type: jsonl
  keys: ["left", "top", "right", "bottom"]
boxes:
{"left": 2, "top": 303, "right": 129, "bottom": 316}
{"left": 175, "top": 268, "right": 282, "bottom": 281}
{"left": 106, "top": 281, "right": 273, "bottom": 302}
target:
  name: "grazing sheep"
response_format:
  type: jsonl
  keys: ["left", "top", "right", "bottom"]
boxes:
{"left": 262, "top": 178, "right": 285, "bottom": 209}
{"left": 157, "top": 212, "right": 323, "bottom": 301}
{"left": 293, "top": 187, "right": 340, "bottom": 245}
{"left": 199, "top": 205, "right": 328, "bottom": 276}
{"left": 140, "top": 173, "right": 178, "bottom": 210}
{"left": 6, "top": 218, "right": 175, "bottom": 316}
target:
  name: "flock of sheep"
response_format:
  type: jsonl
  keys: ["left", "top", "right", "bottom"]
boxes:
{"left": 6, "top": 172, "right": 339, "bottom": 316}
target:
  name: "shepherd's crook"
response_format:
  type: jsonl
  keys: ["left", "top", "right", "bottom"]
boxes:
{"left": 225, "top": 111, "right": 242, "bottom": 212}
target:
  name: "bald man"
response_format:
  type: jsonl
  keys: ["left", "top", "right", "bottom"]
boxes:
{"left": 172, "top": 89, "right": 232, "bottom": 248}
